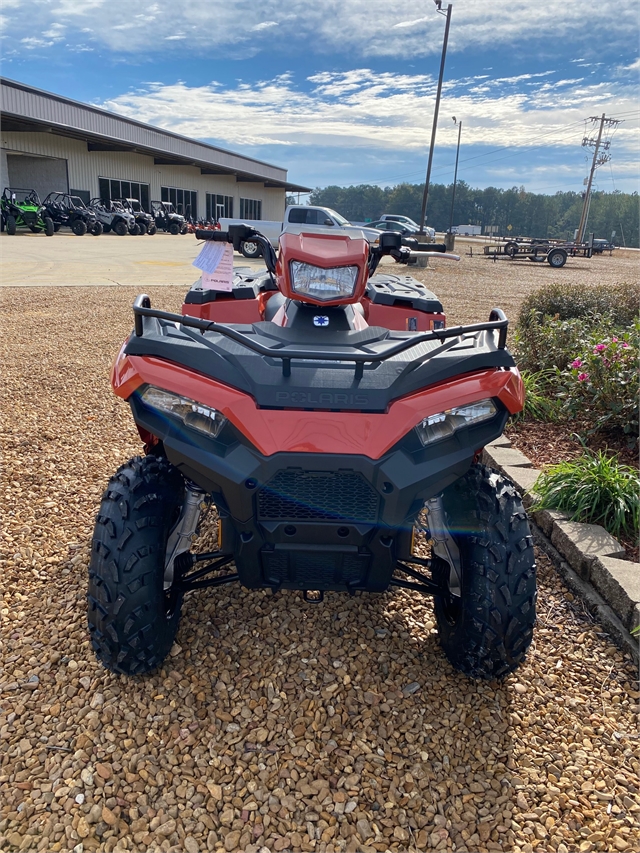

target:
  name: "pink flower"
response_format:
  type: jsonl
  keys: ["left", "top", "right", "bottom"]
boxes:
{"left": 578, "top": 372, "right": 589, "bottom": 382}
{"left": 571, "top": 358, "right": 583, "bottom": 368}
{"left": 612, "top": 336, "right": 619, "bottom": 342}
{"left": 622, "top": 342, "right": 629, "bottom": 348}
{"left": 594, "top": 343, "right": 606, "bottom": 352}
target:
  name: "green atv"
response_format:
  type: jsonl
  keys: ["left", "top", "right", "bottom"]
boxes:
{"left": 1, "top": 188, "right": 55, "bottom": 236}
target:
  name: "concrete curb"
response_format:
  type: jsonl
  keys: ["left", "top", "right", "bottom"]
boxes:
{"left": 483, "top": 438, "right": 639, "bottom": 663}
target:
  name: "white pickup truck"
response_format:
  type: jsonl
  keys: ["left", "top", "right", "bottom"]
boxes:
{"left": 219, "top": 205, "right": 383, "bottom": 258}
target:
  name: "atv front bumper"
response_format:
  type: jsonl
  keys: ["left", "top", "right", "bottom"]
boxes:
{"left": 129, "top": 393, "right": 509, "bottom": 593}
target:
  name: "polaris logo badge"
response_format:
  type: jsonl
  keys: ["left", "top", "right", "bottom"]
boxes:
{"left": 275, "top": 391, "right": 369, "bottom": 406}
{"left": 313, "top": 315, "right": 329, "bottom": 327}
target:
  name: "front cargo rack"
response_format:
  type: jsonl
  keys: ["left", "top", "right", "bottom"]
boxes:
{"left": 132, "top": 294, "right": 509, "bottom": 380}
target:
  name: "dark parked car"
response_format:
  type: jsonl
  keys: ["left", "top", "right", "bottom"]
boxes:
{"left": 368, "top": 220, "right": 419, "bottom": 238}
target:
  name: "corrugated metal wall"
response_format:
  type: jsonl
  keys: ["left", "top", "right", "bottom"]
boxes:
{"left": 1, "top": 132, "right": 286, "bottom": 220}
{"left": 1, "top": 80, "right": 287, "bottom": 184}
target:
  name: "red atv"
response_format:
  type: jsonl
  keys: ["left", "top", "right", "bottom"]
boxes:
{"left": 89, "top": 225, "right": 536, "bottom": 679}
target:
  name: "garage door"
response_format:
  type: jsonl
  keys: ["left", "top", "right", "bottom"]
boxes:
{"left": 7, "top": 154, "right": 68, "bottom": 201}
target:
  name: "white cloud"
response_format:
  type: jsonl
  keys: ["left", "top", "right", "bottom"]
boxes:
{"left": 97, "top": 69, "right": 640, "bottom": 162}
{"left": 1, "top": 0, "right": 638, "bottom": 57}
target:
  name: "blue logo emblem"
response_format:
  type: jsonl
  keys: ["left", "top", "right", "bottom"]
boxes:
{"left": 313, "top": 315, "right": 329, "bottom": 327}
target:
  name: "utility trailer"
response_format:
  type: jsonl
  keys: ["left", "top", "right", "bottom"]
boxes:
{"left": 483, "top": 235, "right": 595, "bottom": 268}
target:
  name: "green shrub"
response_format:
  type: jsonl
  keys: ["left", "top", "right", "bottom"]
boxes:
{"left": 517, "top": 282, "right": 638, "bottom": 329}
{"left": 532, "top": 450, "right": 639, "bottom": 540}
{"left": 513, "top": 370, "right": 560, "bottom": 422}
{"left": 514, "top": 282, "right": 639, "bottom": 438}
{"left": 515, "top": 313, "right": 599, "bottom": 374}
{"left": 560, "top": 323, "right": 639, "bottom": 437}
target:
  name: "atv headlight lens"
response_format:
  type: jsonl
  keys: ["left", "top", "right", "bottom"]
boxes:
{"left": 415, "top": 398, "right": 497, "bottom": 446}
{"left": 140, "top": 386, "right": 227, "bottom": 438}
{"left": 290, "top": 261, "right": 359, "bottom": 302}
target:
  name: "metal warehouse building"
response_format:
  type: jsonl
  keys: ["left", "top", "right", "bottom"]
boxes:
{"left": 0, "top": 77, "right": 309, "bottom": 222}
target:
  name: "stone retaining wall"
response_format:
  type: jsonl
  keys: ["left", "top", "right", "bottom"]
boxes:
{"left": 483, "top": 437, "right": 639, "bottom": 662}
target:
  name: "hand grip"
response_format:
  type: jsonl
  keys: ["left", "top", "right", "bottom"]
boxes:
{"left": 195, "top": 229, "right": 231, "bottom": 242}
{"left": 404, "top": 239, "right": 447, "bottom": 253}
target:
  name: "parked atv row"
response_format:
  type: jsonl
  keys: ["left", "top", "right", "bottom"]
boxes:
{"left": 1, "top": 187, "right": 189, "bottom": 237}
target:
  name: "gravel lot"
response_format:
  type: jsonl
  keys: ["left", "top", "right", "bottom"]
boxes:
{"left": 1, "top": 248, "right": 639, "bottom": 853}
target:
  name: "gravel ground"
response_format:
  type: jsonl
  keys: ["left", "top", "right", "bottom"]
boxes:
{"left": 1, "top": 261, "right": 639, "bottom": 853}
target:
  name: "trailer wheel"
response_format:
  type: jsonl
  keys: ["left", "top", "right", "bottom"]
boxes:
{"left": 431, "top": 464, "right": 536, "bottom": 679}
{"left": 88, "top": 455, "right": 186, "bottom": 675}
{"left": 6, "top": 215, "right": 17, "bottom": 235}
{"left": 241, "top": 239, "right": 262, "bottom": 259}
{"left": 504, "top": 241, "right": 518, "bottom": 256}
{"left": 547, "top": 248, "right": 567, "bottom": 268}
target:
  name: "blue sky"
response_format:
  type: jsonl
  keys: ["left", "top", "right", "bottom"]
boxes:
{"left": 2, "top": 0, "right": 639, "bottom": 195}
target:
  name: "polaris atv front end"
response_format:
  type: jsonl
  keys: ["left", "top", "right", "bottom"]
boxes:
{"left": 88, "top": 226, "right": 536, "bottom": 681}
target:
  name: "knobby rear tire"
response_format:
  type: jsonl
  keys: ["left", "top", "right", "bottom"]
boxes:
{"left": 88, "top": 455, "right": 186, "bottom": 675}
{"left": 432, "top": 464, "right": 536, "bottom": 679}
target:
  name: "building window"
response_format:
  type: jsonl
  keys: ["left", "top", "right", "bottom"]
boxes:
{"left": 240, "top": 198, "right": 262, "bottom": 220}
{"left": 99, "top": 177, "right": 149, "bottom": 211}
{"left": 161, "top": 186, "right": 197, "bottom": 218}
{"left": 206, "top": 193, "right": 233, "bottom": 222}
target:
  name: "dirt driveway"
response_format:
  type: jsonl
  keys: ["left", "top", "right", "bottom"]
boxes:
{"left": 1, "top": 248, "right": 639, "bottom": 853}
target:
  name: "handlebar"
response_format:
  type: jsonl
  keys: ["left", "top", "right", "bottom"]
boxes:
{"left": 195, "top": 229, "right": 231, "bottom": 242}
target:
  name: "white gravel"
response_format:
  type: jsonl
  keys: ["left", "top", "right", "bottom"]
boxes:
{"left": 1, "top": 286, "right": 639, "bottom": 853}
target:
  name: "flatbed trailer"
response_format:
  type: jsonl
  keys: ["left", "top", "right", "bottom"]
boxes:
{"left": 483, "top": 236, "right": 594, "bottom": 268}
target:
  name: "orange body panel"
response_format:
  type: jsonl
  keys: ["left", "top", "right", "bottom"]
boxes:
{"left": 182, "top": 299, "right": 262, "bottom": 324}
{"left": 112, "top": 350, "right": 524, "bottom": 460}
{"left": 363, "top": 299, "right": 446, "bottom": 332}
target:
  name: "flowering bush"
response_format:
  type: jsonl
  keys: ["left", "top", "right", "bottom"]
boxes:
{"left": 561, "top": 323, "right": 639, "bottom": 437}
{"left": 513, "top": 283, "right": 638, "bottom": 440}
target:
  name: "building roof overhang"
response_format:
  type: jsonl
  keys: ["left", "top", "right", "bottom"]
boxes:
{"left": 0, "top": 78, "right": 311, "bottom": 193}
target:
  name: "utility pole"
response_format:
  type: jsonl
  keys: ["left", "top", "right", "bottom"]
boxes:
{"left": 576, "top": 113, "right": 620, "bottom": 243}
{"left": 419, "top": 1, "right": 452, "bottom": 236}
{"left": 448, "top": 117, "right": 462, "bottom": 234}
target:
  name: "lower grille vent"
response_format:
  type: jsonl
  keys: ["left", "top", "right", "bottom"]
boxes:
{"left": 258, "top": 470, "right": 379, "bottom": 523}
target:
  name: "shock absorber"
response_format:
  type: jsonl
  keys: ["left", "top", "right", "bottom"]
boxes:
{"left": 163, "top": 481, "right": 206, "bottom": 589}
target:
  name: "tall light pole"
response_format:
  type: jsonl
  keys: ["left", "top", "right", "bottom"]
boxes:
{"left": 448, "top": 116, "right": 462, "bottom": 234}
{"left": 419, "top": 1, "right": 452, "bottom": 236}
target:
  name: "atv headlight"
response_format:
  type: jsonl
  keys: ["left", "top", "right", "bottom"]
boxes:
{"left": 415, "top": 399, "right": 497, "bottom": 446}
{"left": 140, "top": 386, "right": 227, "bottom": 438}
{"left": 290, "top": 261, "right": 359, "bottom": 302}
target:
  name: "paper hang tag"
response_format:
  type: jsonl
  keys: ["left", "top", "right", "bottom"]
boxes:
{"left": 193, "top": 239, "right": 226, "bottom": 273}
{"left": 200, "top": 243, "right": 234, "bottom": 292}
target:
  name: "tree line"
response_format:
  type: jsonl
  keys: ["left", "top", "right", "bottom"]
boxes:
{"left": 291, "top": 183, "right": 638, "bottom": 246}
